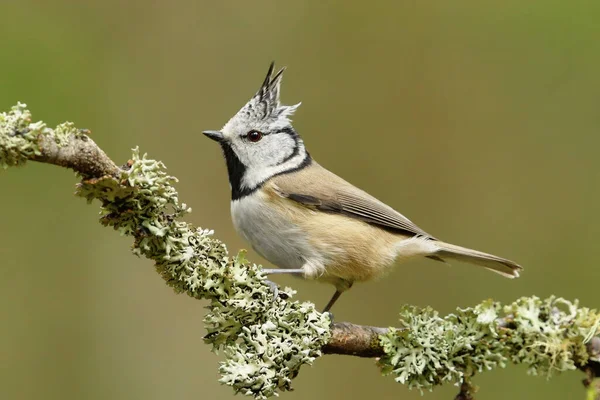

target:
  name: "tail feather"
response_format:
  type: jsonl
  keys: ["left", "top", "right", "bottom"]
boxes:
{"left": 433, "top": 241, "right": 522, "bottom": 278}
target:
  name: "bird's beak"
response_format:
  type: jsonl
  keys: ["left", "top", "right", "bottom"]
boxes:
{"left": 203, "top": 130, "right": 225, "bottom": 143}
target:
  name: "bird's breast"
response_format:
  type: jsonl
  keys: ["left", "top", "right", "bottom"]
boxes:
{"left": 230, "top": 192, "right": 319, "bottom": 270}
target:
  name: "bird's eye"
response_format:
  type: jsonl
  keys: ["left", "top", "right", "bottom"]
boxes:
{"left": 247, "top": 130, "right": 263, "bottom": 142}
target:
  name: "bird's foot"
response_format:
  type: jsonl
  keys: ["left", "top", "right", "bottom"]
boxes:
{"left": 265, "top": 279, "right": 279, "bottom": 300}
{"left": 323, "top": 311, "right": 335, "bottom": 327}
{"left": 264, "top": 280, "right": 291, "bottom": 301}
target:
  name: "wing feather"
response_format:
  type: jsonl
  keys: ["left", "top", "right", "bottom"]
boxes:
{"left": 271, "top": 162, "right": 433, "bottom": 238}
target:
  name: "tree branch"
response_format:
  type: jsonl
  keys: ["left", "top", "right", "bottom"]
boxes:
{"left": 2, "top": 104, "right": 599, "bottom": 399}
{"left": 33, "top": 130, "right": 120, "bottom": 177}
{"left": 324, "top": 322, "right": 389, "bottom": 357}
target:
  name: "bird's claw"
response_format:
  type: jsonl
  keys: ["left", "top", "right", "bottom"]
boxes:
{"left": 323, "top": 311, "right": 334, "bottom": 327}
{"left": 265, "top": 280, "right": 290, "bottom": 301}
{"left": 265, "top": 280, "right": 279, "bottom": 300}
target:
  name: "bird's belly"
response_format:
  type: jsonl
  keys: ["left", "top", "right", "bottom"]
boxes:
{"left": 230, "top": 194, "right": 318, "bottom": 270}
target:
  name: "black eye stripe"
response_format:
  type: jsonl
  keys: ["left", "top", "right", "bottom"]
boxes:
{"left": 276, "top": 127, "right": 298, "bottom": 138}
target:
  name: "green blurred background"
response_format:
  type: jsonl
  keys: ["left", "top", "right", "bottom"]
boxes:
{"left": 1, "top": 1, "right": 599, "bottom": 399}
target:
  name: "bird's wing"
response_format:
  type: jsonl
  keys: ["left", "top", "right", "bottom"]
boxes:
{"left": 270, "top": 161, "right": 434, "bottom": 238}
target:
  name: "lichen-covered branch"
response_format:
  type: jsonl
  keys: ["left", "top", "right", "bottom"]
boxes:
{"left": 0, "top": 104, "right": 119, "bottom": 176}
{"left": 327, "top": 299, "right": 600, "bottom": 392}
{"left": 2, "top": 103, "right": 599, "bottom": 399}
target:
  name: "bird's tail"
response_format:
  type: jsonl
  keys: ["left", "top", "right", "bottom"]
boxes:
{"left": 432, "top": 241, "right": 522, "bottom": 278}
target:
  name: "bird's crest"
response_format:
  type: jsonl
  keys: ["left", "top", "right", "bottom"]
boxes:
{"left": 243, "top": 62, "right": 300, "bottom": 123}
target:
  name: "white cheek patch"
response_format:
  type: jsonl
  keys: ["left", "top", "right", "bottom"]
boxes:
{"left": 276, "top": 135, "right": 298, "bottom": 162}
{"left": 242, "top": 145, "right": 308, "bottom": 190}
{"left": 258, "top": 134, "right": 297, "bottom": 167}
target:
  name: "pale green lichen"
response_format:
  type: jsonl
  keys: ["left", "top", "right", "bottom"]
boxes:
{"left": 503, "top": 296, "right": 600, "bottom": 375}
{"left": 379, "top": 296, "right": 600, "bottom": 392}
{"left": 0, "top": 102, "right": 41, "bottom": 168}
{"left": 53, "top": 121, "right": 82, "bottom": 147}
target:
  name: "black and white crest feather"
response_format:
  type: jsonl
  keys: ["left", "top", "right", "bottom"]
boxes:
{"left": 240, "top": 62, "right": 300, "bottom": 124}
{"left": 257, "top": 62, "right": 284, "bottom": 103}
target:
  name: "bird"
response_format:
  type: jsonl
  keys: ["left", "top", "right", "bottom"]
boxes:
{"left": 203, "top": 62, "right": 522, "bottom": 313}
